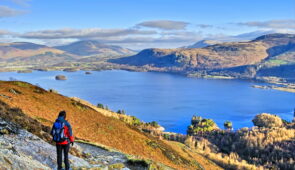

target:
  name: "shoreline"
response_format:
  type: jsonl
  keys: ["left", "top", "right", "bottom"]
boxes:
{"left": 1, "top": 65, "right": 295, "bottom": 94}
{"left": 252, "top": 84, "right": 295, "bottom": 93}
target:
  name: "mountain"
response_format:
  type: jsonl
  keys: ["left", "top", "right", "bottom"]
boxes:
{"left": 185, "top": 40, "right": 221, "bottom": 48}
{"left": 0, "top": 42, "right": 77, "bottom": 66}
{"left": 0, "top": 81, "right": 221, "bottom": 169}
{"left": 0, "top": 41, "right": 136, "bottom": 70}
{"left": 111, "top": 41, "right": 269, "bottom": 69}
{"left": 55, "top": 40, "right": 136, "bottom": 57}
{"left": 0, "top": 42, "right": 65, "bottom": 59}
{"left": 110, "top": 33, "right": 295, "bottom": 80}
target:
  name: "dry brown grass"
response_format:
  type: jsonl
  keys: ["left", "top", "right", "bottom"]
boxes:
{"left": 164, "top": 140, "right": 223, "bottom": 170}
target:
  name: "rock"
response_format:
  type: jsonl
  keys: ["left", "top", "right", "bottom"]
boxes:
{"left": 0, "top": 119, "right": 138, "bottom": 169}
{"left": 0, "top": 119, "right": 20, "bottom": 135}
{"left": 63, "top": 68, "right": 78, "bottom": 72}
{"left": 85, "top": 71, "right": 92, "bottom": 74}
{"left": 0, "top": 129, "right": 90, "bottom": 169}
{"left": 55, "top": 75, "right": 67, "bottom": 80}
{"left": 17, "top": 70, "right": 32, "bottom": 73}
{"left": 0, "top": 94, "right": 11, "bottom": 99}
{"left": 9, "top": 88, "right": 22, "bottom": 95}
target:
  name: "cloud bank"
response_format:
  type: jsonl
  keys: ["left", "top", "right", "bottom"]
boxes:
{"left": 1, "top": 19, "right": 295, "bottom": 49}
{"left": 136, "top": 20, "right": 189, "bottom": 30}
{"left": 20, "top": 28, "right": 157, "bottom": 39}
{"left": 237, "top": 19, "right": 295, "bottom": 30}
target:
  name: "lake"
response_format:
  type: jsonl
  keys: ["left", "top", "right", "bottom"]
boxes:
{"left": 0, "top": 70, "right": 294, "bottom": 134}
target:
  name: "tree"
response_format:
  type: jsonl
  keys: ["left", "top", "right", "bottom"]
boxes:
{"left": 187, "top": 116, "right": 218, "bottom": 135}
{"left": 97, "top": 103, "right": 104, "bottom": 109}
{"left": 150, "top": 121, "right": 159, "bottom": 127}
{"left": 191, "top": 115, "right": 202, "bottom": 125}
{"left": 252, "top": 113, "right": 283, "bottom": 128}
{"left": 224, "top": 121, "right": 233, "bottom": 130}
{"left": 131, "top": 116, "right": 141, "bottom": 126}
{"left": 117, "top": 110, "right": 122, "bottom": 114}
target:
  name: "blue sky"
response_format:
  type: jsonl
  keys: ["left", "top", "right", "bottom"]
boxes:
{"left": 0, "top": 0, "right": 295, "bottom": 49}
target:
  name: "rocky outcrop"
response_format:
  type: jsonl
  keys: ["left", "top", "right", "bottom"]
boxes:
{"left": 55, "top": 75, "right": 67, "bottom": 80}
{"left": 0, "top": 119, "right": 132, "bottom": 169}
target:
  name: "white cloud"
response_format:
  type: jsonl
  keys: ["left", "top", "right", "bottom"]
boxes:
{"left": 20, "top": 28, "right": 157, "bottom": 39}
{"left": 237, "top": 19, "right": 295, "bottom": 30}
{"left": 136, "top": 20, "right": 189, "bottom": 30}
{"left": 0, "top": 5, "right": 26, "bottom": 18}
{"left": 3, "top": 19, "right": 294, "bottom": 50}
{"left": 196, "top": 24, "right": 213, "bottom": 29}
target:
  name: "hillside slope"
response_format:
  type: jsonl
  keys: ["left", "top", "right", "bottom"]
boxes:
{"left": 109, "top": 34, "right": 295, "bottom": 75}
{"left": 111, "top": 41, "right": 269, "bottom": 69}
{"left": 0, "top": 81, "right": 221, "bottom": 170}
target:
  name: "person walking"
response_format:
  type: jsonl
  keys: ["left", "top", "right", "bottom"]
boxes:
{"left": 51, "top": 111, "right": 74, "bottom": 170}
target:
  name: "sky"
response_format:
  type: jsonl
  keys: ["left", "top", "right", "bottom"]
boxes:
{"left": 0, "top": 0, "right": 295, "bottom": 49}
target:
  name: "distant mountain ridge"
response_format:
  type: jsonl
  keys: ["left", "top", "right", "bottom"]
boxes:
{"left": 0, "top": 42, "right": 66, "bottom": 59}
{"left": 0, "top": 33, "right": 294, "bottom": 82}
{"left": 55, "top": 40, "right": 135, "bottom": 56}
{"left": 110, "top": 33, "right": 295, "bottom": 81}
{"left": 0, "top": 41, "right": 136, "bottom": 68}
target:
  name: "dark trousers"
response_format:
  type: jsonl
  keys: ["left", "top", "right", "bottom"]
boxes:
{"left": 56, "top": 144, "right": 70, "bottom": 170}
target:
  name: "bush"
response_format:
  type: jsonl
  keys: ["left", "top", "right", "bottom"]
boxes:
{"left": 131, "top": 116, "right": 142, "bottom": 126}
{"left": 97, "top": 103, "right": 104, "bottom": 109}
{"left": 191, "top": 115, "right": 202, "bottom": 125}
{"left": 49, "top": 89, "right": 58, "bottom": 94}
{"left": 117, "top": 109, "right": 126, "bottom": 114}
{"left": 252, "top": 113, "right": 283, "bottom": 128}
{"left": 224, "top": 121, "right": 233, "bottom": 130}
{"left": 109, "top": 163, "right": 125, "bottom": 169}
{"left": 149, "top": 121, "right": 159, "bottom": 127}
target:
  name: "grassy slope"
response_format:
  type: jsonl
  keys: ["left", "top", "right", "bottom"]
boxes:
{"left": 0, "top": 81, "right": 221, "bottom": 170}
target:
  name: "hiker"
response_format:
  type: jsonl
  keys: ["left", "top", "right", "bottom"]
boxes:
{"left": 51, "top": 111, "right": 74, "bottom": 170}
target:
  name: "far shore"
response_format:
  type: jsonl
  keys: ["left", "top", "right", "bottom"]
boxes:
{"left": 252, "top": 84, "right": 295, "bottom": 93}
{"left": 1, "top": 64, "right": 295, "bottom": 94}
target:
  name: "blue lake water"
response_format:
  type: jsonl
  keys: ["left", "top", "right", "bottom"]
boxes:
{"left": 0, "top": 70, "right": 294, "bottom": 134}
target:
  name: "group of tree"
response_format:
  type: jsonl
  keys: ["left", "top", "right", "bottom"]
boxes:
{"left": 184, "top": 112, "right": 295, "bottom": 169}
{"left": 187, "top": 116, "right": 219, "bottom": 135}
{"left": 96, "top": 103, "right": 109, "bottom": 110}
{"left": 116, "top": 109, "right": 126, "bottom": 114}
{"left": 187, "top": 111, "right": 292, "bottom": 135}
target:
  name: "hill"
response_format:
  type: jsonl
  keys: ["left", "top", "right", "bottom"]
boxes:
{"left": 109, "top": 33, "right": 295, "bottom": 81}
{"left": 110, "top": 41, "right": 269, "bottom": 69}
{"left": 55, "top": 40, "right": 135, "bottom": 57}
{"left": 0, "top": 42, "right": 64, "bottom": 59}
{"left": 0, "top": 41, "right": 136, "bottom": 72}
{"left": 185, "top": 40, "right": 221, "bottom": 48}
{"left": 0, "top": 42, "right": 78, "bottom": 69}
{"left": 0, "top": 81, "right": 222, "bottom": 170}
